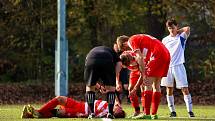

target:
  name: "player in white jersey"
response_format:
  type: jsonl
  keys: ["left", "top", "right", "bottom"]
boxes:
{"left": 161, "top": 18, "right": 195, "bottom": 117}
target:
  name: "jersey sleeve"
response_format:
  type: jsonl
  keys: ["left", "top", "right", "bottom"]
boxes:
{"left": 180, "top": 32, "right": 189, "bottom": 40}
{"left": 128, "top": 36, "right": 140, "bottom": 52}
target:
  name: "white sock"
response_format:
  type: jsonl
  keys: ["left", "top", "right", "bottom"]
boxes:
{"left": 184, "top": 94, "right": 193, "bottom": 112}
{"left": 166, "top": 95, "right": 175, "bottom": 112}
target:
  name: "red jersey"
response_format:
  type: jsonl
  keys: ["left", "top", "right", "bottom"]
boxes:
{"left": 128, "top": 34, "right": 163, "bottom": 55}
{"left": 127, "top": 34, "right": 170, "bottom": 77}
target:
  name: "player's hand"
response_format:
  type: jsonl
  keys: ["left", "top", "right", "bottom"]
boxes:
{"left": 76, "top": 113, "right": 88, "bottom": 118}
{"left": 99, "top": 86, "right": 107, "bottom": 94}
{"left": 129, "top": 88, "right": 137, "bottom": 97}
{"left": 116, "top": 83, "right": 123, "bottom": 92}
{"left": 144, "top": 79, "right": 151, "bottom": 86}
{"left": 142, "top": 76, "right": 150, "bottom": 86}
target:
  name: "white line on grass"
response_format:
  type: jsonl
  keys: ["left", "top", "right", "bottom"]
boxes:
{"left": 101, "top": 118, "right": 112, "bottom": 121}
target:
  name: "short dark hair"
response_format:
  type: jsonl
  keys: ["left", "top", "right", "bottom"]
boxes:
{"left": 120, "top": 53, "right": 131, "bottom": 66}
{"left": 113, "top": 109, "right": 126, "bottom": 118}
{"left": 166, "top": 18, "right": 178, "bottom": 27}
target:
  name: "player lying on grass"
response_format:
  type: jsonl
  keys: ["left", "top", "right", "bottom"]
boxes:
{"left": 21, "top": 84, "right": 125, "bottom": 119}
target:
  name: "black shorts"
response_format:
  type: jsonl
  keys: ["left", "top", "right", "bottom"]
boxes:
{"left": 119, "top": 68, "right": 130, "bottom": 85}
{"left": 84, "top": 59, "right": 116, "bottom": 86}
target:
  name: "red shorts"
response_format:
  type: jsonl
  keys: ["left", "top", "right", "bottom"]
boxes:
{"left": 145, "top": 48, "right": 170, "bottom": 77}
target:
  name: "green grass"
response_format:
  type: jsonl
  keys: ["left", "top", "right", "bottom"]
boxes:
{"left": 0, "top": 104, "right": 215, "bottom": 121}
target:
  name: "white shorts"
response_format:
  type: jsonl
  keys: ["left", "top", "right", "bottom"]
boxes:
{"left": 161, "top": 64, "right": 188, "bottom": 89}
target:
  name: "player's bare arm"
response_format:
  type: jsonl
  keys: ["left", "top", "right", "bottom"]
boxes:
{"left": 134, "top": 50, "right": 149, "bottom": 86}
{"left": 129, "top": 75, "right": 143, "bottom": 97}
{"left": 178, "top": 26, "right": 190, "bottom": 36}
{"left": 115, "top": 61, "right": 123, "bottom": 92}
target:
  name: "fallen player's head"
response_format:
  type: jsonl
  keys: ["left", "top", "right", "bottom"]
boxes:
{"left": 113, "top": 104, "right": 126, "bottom": 118}
{"left": 120, "top": 52, "right": 132, "bottom": 66}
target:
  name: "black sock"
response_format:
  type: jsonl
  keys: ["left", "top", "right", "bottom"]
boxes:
{"left": 107, "top": 92, "right": 116, "bottom": 115}
{"left": 86, "top": 91, "right": 95, "bottom": 113}
{"left": 115, "top": 90, "right": 121, "bottom": 104}
{"left": 124, "top": 90, "right": 129, "bottom": 100}
{"left": 135, "top": 107, "right": 140, "bottom": 112}
{"left": 50, "top": 109, "right": 58, "bottom": 117}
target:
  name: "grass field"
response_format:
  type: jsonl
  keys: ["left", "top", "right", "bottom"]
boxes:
{"left": 0, "top": 104, "right": 215, "bottom": 121}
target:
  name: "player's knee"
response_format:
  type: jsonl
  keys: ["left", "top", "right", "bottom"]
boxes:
{"left": 181, "top": 87, "right": 189, "bottom": 95}
{"left": 56, "top": 96, "right": 67, "bottom": 104}
{"left": 86, "top": 85, "right": 96, "bottom": 91}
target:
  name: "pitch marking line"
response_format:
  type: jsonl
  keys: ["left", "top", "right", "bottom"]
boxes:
{"left": 102, "top": 118, "right": 112, "bottom": 121}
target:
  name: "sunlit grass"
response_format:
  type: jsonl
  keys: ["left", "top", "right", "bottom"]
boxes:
{"left": 0, "top": 104, "right": 215, "bottom": 121}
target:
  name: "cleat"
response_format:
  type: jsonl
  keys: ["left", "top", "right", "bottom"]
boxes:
{"left": 107, "top": 113, "right": 115, "bottom": 119}
{"left": 27, "top": 105, "right": 40, "bottom": 118}
{"left": 21, "top": 105, "right": 33, "bottom": 118}
{"left": 127, "top": 98, "right": 131, "bottom": 104}
{"left": 170, "top": 111, "right": 177, "bottom": 117}
{"left": 132, "top": 113, "right": 151, "bottom": 119}
{"left": 88, "top": 113, "right": 95, "bottom": 119}
{"left": 188, "top": 111, "right": 195, "bottom": 117}
{"left": 151, "top": 114, "right": 158, "bottom": 119}
{"left": 143, "top": 115, "right": 152, "bottom": 119}
{"left": 128, "top": 111, "right": 140, "bottom": 118}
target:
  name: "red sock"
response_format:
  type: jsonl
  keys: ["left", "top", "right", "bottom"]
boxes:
{"left": 130, "top": 94, "right": 139, "bottom": 112}
{"left": 141, "top": 92, "right": 145, "bottom": 111}
{"left": 144, "top": 90, "right": 153, "bottom": 115}
{"left": 38, "top": 97, "right": 59, "bottom": 117}
{"left": 151, "top": 91, "right": 161, "bottom": 115}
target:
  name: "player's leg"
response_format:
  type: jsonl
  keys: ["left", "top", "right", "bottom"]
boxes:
{"left": 142, "top": 79, "right": 153, "bottom": 119}
{"left": 57, "top": 97, "right": 86, "bottom": 118}
{"left": 133, "top": 80, "right": 153, "bottom": 120}
{"left": 84, "top": 61, "right": 98, "bottom": 118}
{"left": 166, "top": 87, "right": 176, "bottom": 117}
{"left": 123, "top": 83, "right": 130, "bottom": 103}
{"left": 105, "top": 86, "right": 116, "bottom": 118}
{"left": 181, "top": 87, "right": 194, "bottom": 117}
{"left": 151, "top": 77, "right": 162, "bottom": 119}
{"left": 128, "top": 73, "right": 140, "bottom": 117}
{"left": 140, "top": 83, "right": 145, "bottom": 112}
{"left": 120, "top": 68, "right": 130, "bottom": 103}
{"left": 24, "top": 96, "right": 66, "bottom": 118}
{"left": 36, "top": 96, "right": 67, "bottom": 117}
{"left": 161, "top": 67, "right": 176, "bottom": 117}
{"left": 101, "top": 62, "right": 117, "bottom": 119}
{"left": 174, "top": 64, "right": 194, "bottom": 117}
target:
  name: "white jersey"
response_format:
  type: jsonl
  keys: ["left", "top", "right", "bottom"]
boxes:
{"left": 85, "top": 100, "right": 108, "bottom": 118}
{"left": 162, "top": 32, "right": 189, "bottom": 67}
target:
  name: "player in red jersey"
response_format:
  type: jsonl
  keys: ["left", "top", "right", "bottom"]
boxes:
{"left": 119, "top": 50, "right": 147, "bottom": 118}
{"left": 21, "top": 95, "right": 125, "bottom": 118}
{"left": 116, "top": 34, "right": 170, "bottom": 119}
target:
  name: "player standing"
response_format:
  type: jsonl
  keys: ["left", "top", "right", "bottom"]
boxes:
{"left": 116, "top": 34, "right": 170, "bottom": 119}
{"left": 119, "top": 51, "right": 146, "bottom": 118}
{"left": 161, "top": 18, "right": 195, "bottom": 117}
{"left": 85, "top": 46, "right": 122, "bottom": 119}
{"left": 113, "top": 43, "right": 130, "bottom": 104}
